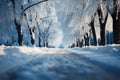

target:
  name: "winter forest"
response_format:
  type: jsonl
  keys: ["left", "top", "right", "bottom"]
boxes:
{"left": 0, "top": 0, "right": 120, "bottom": 80}
{"left": 0, "top": 0, "right": 119, "bottom": 47}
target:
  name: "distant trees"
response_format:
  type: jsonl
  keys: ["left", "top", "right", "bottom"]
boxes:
{"left": 70, "top": 0, "right": 120, "bottom": 48}
{"left": 41, "top": 21, "right": 55, "bottom": 47}
{"left": 73, "top": 31, "right": 83, "bottom": 47}
{"left": 71, "top": 26, "right": 90, "bottom": 48}
{"left": 37, "top": 18, "right": 56, "bottom": 47}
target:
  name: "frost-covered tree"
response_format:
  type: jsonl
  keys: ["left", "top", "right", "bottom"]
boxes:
{"left": 11, "top": 0, "right": 23, "bottom": 46}
{"left": 32, "top": 1, "right": 58, "bottom": 47}
{"left": 90, "top": 17, "right": 97, "bottom": 46}
{"left": 97, "top": 0, "right": 108, "bottom": 45}
{"left": 107, "top": 0, "right": 120, "bottom": 44}
{"left": 24, "top": 12, "right": 35, "bottom": 45}
{"left": 1, "top": 0, "right": 116, "bottom": 47}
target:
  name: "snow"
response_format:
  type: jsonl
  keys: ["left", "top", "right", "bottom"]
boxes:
{"left": 69, "top": 44, "right": 120, "bottom": 70}
{"left": 0, "top": 45, "right": 120, "bottom": 80}
{"left": 0, "top": 45, "right": 67, "bottom": 73}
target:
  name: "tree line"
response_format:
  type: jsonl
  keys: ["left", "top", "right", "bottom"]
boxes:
{"left": 70, "top": 0, "right": 120, "bottom": 48}
{"left": 10, "top": 0, "right": 57, "bottom": 47}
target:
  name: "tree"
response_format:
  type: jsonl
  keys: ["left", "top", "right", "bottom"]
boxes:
{"left": 107, "top": 0, "right": 120, "bottom": 44}
{"left": 90, "top": 17, "right": 97, "bottom": 46}
{"left": 41, "top": 20, "right": 55, "bottom": 47}
{"left": 112, "top": 0, "right": 120, "bottom": 44}
{"left": 35, "top": 14, "right": 42, "bottom": 47}
{"left": 11, "top": 0, "right": 23, "bottom": 45}
{"left": 24, "top": 12, "right": 35, "bottom": 45}
{"left": 35, "top": 15, "right": 56, "bottom": 47}
{"left": 97, "top": 2, "right": 108, "bottom": 45}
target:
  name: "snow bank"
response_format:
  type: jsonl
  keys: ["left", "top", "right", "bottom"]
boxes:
{"left": 70, "top": 44, "right": 120, "bottom": 71}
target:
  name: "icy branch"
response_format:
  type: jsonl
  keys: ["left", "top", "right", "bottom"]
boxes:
{"left": 23, "top": 0, "right": 48, "bottom": 13}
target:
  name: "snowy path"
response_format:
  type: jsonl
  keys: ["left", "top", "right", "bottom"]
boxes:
{"left": 0, "top": 46, "right": 120, "bottom": 80}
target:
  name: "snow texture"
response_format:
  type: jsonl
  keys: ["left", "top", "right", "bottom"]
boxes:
{"left": 0, "top": 45, "right": 120, "bottom": 80}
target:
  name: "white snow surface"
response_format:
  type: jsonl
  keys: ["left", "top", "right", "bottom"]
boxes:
{"left": 0, "top": 45, "right": 120, "bottom": 80}
{"left": 69, "top": 44, "right": 120, "bottom": 69}
{"left": 0, "top": 45, "right": 67, "bottom": 73}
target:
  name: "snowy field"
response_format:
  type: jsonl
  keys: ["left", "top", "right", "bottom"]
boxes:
{"left": 0, "top": 45, "right": 120, "bottom": 80}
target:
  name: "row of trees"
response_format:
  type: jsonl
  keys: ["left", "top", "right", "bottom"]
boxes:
{"left": 70, "top": 0, "right": 120, "bottom": 48}
{"left": 10, "top": 0, "right": 57, "bottom": 47}
{"left": 93, "top": 0, "right": 120, "bottom": 45}
{"left": 1, "top": 0, "right": 119, "bottom": 48}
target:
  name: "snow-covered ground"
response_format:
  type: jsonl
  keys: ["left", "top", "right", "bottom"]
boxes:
{"left": 0, "top": 45, "right": 120, "bottom": 80}
{"left": 69, "top": 44, "right": 120, "bottom": 70}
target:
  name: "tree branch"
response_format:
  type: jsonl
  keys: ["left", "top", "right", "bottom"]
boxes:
{"left": 22, "top": 0, "right": 48, "bottom": 13}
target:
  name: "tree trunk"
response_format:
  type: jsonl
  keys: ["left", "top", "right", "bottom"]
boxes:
{"left": 35, "top": 14, "right": 42, "bottom": 47}
{"left": 80, "top": 39, "right": 83, "bottom": 47}
{"left": 106, "top": 0, "right": 120, "bottom": 44}
{"left": 24, "top": 13, "right": 35, "bottom": 45}
{"left": 84, "top": 33, "right": 89, "bottom": 46}
{"left": 90, "top": 18, "right": 97, "bottom": 46}
{"left": 118, "top": 12, "right": 120, "bottom": 43}
{"left": 97, "top": 6, "right": 108, "bottom": 45}
{"left": 112, "top": 10, "right": 120, "bottom": 44}
{"left": 11, "top": 0, "right": 23, "bottom": 46}
{"left": 39, "top": 36, "right": 42, "bottom": 47}
{"left": 100, "top": 25, "right": 106, "bottom": 45}
{"left": 29, "top": 28, "right": 35, "bottom": 45}
{"left": 86, "top": 33, "right": 89, "bottom": 46}
{"left": 15, "top": 22, "right": 23, "bottom": 46}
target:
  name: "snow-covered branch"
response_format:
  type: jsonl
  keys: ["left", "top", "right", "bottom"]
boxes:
{"left": 23, "top": 0, "right": 48, "bottom": 13}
